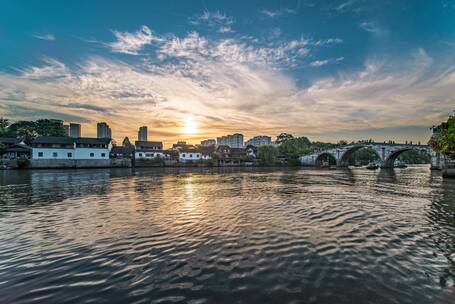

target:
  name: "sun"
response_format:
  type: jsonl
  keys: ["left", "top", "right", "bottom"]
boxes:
{"left": 183, "top": 117, "right": 197, "bottom": 134}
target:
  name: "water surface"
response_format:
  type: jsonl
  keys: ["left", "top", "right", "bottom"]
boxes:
{"left": 0, "top": 166, "right": 454, "bottom": 303}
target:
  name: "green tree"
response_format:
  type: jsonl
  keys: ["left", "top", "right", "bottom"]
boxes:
{"left": 34, "top": 119, "right": 67, "bottom": 137}
{"left": 122, "top": 136, "right": 134, "bottom": 148}
{"left": 257, "top": 145, "right": 279, "bottom": 166}
{"left": 429, "top": 115, "right": 455, "bottom": 159}
{"left": 275, "top": 133, "right": 294, "bottom": 144}
{"left": 0, "top": 118, "right": 9, "bottom": 137}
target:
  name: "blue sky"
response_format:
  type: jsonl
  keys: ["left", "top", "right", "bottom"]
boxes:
{"left": 1, "top": 0, "right": 454, "bottom": 145}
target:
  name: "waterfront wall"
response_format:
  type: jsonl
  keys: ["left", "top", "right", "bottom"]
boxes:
{"left": 1, "top": 158, "right": 132, "bottom": 169}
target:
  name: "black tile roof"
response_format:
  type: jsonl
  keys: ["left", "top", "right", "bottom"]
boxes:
{"left": 32, "top": 136, "right": 74, "bottom": 144}
{"left": 0, "top": 137, "right": 22, "bottom": 144}
{"left": 32, "top": 136, "right": 111, "bottom": 145}
{"left": 135, "top": 141, "right": 163, "bottom": 148}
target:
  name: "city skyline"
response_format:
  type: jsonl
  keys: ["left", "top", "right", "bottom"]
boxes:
{"left": 1, "top": 1, "right": 454, "bottom": 145}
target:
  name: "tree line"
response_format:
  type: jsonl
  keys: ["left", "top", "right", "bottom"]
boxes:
{"left": 0, "top": 118, "right": 67, "bottom": 143}
{"left": 428, "top": 114, "right": 455, "bottom": 159}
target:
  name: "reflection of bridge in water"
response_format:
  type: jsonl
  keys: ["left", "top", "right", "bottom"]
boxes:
{"left": 299, "top": 142, "right": 446, "bottom": 169}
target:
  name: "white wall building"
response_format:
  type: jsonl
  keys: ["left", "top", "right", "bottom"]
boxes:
{"left": 31, "top": 136, "right": 110, "bottom": 160}
{"left": 245, "top": 136, "right": 272, "bottom": 147}
{"left": 178, "top": 149, "right": 202, "bottom": 162}
{"left": 135, "top": 150, "right": 168, "bottom": 159}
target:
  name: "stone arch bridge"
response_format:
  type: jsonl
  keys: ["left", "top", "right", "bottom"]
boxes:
{"left": 299, "top": 143, "right": 445, "bottom": 169}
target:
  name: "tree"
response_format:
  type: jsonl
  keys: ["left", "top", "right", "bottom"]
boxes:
{"left": 429, "top": 115, "right": 455, "bottom": 159}
{"left": 257, "top": 145, "right": 279, "bottom": 166}
{"left": 34, "top": 119, "right": 67, "bottom": 137}
{"left": 122, "top": 136, "right": 134, "bottom": 148}
{"left": 0, "top": 118, "right": 9, "bottom": 137}
{"left": 3, "top": 119, "right": 67, "bottom": 142}
{"left": 275, "top": 133, "right": 294, "bottom": 144}
{"left": 16, "top": 125, "right": 37, "bottom": 144}
{"left": 338, "top": 140, "right": 348, "bottom": 146}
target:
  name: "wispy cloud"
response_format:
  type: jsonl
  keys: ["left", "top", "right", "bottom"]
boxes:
{"left": 310, "top": 60, "right": 329, "bottom": 67}
{"left": 189, "top": 10, "right": 234, "bottom": 33}
{"left": 158, "top": 32, "right": 310, "bottom": 68}
{"left": 359, "top": 21, "right": 386, "bottom": 35}
{"left": 33, "top": 34, "right": 56, "bottom": 41}
{"left": 261, "top": 8, "right": 297, "bottom": 18}
{"left": 310, "top": 57, "right": 344, "bottom": 67}
{"left": 107, "top": 25, "right": 153, "bottom": 55}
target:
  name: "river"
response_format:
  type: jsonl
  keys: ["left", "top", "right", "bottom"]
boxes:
{"left": 0, "top": 166, "right": 454, "bottom": 303}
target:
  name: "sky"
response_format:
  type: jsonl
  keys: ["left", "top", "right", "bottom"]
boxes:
{"left": 0, "top": 0, "right": 454, "bottom": 146}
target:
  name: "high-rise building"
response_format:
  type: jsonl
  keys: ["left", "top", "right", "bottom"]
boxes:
{"left": 69, "top": 123, "right": 81, "bottom": 138}
{"left": 97, "top": 122, "right": 111, "bottom": 138}
{"left": 200, "top": 139, "right": 216, "bottom": 147}
{"left": 138, "top": 126, "right": 148, "bottom": 141}
{"left": 245, "top": 136, "right": 271, "bottom": 147}
{"left": 216, "top": 133, "right": 244, "bottom": 148}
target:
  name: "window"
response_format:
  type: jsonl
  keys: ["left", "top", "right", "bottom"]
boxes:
{"left": 38, "top": 152, "right": 43, "bottom": 157}
{"left": 67, "top": 152, "right": 72, "bottom": 158}
{"left": 189, "top": 154, "right": 193, "bottom": 158}
{"left": 101, "top": 153, "right": 106, "bottom": 157}
{"left": 139, "top": 153, "right": 143, "bottom": 157}
{"left": 90, "top": 153, "right": 94, "bottom": 157}
{"left": 52, "top": 152, "right": 58, "bottom": 158}
{"left": 182, "top": 153, "right": 186, "bottom": 158}
{"left": 197, "top": 154, "right": 200, "bottom": 158}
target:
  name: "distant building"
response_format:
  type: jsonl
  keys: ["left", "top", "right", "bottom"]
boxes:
{"left": 31, "top": 136, "right": 111, "bottom": 160}
{"left": 214, "top": 145, "right": 247, "bottom": 166}
{"left": 0, "top": 138, "right": 31, "bottom": 160}
{"left": 178, "top": 148, "right": 202, "bottom": 162}
{"left": 69, "top": 123, "right": 81, "bottom": 138}
{"left": 172, "top": 141, "right": 193, "bottom": 150}
{"left": 216, "top": 133, "right": 244, "bottom": 148}
{"left": 97, "top": 122, "right": 112, "bottom": 139}
{"left": 135, "top": 150, "right": 169, "bottom": 160}
{"left": 138, "top": 126, "right": 148, "bottom": 141}
{"left": 201, "top": 139, "right": 216, "bottom": 147}
{"left": 245, "top": 136, "right": 271, "bottom": 147}
{"left": 135, "top": 141, "right": 163, "bottom": 150}
{"left": 63, "top": 125, "right": 70, "bottom": 136}
{"left": 110, "top": 146, "right": 134, "bottom": 159}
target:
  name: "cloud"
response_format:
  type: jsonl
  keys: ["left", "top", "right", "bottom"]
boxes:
{"left": 1, "top": 25, "right": 453, "bottom": 144}
{"left": 359, "top": 21, "right": 386, "bottom": 35}
{"left": 189, "top": 10, "right": 234, "bottom": 33}
{"left": 310, "top": 56, "right": 344, "bottom": 67}
{"left": 107, "top": 25, "right": 153, "bottom": 55}
{"left": 158, "top": 32, "right": 310, "bottom": 68}
{"left": 20, "top": 57, "right": 69, "bottom": 79}
{"left": 261, "top": 8, "right": 297, "bottom": 18}
{"left": 33, "top": 34, "right": 56, "bottom": 41}
{"left": 310, "top": 60, "right": 329, "bottom": 67}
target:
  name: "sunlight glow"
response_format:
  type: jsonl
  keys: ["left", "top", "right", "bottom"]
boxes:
{"left": 183, "top": 117, "right": 197, "bottom": 134}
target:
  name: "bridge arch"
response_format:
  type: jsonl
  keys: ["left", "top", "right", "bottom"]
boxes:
{"left": 382, "top": 147, "right": 432, "bottom": 168}
{"left": 315, "top": 152, "right": 337, "bottom": 167}
{"left": 338, "top": 145, "right": 382, "bottom": 167}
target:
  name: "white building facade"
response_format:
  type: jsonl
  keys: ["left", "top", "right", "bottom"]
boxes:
{"left": 245, "top": 136, "right": 272, "bottom": 147}
{"left": 135, "top": 150, "right": 168, "bottom": 159}
{"left": 216, "top": 133, "right": 244, "bottom": 148}
{"left": 31, "top": 137, "right": 110, "bottom": 160}
{"left": 178, "top": 150, "right": 202, "bottom": 162}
